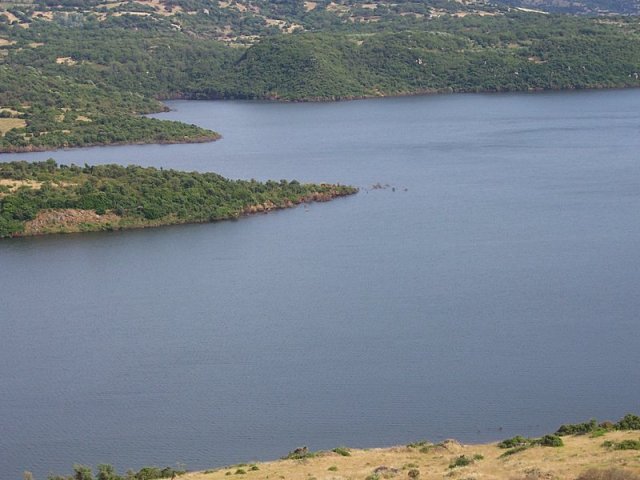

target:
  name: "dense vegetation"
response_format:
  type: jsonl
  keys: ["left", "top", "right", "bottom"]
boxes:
{"left": 556, "top": 414, "right": 640, "bottom": 436}
{"left": 0, "top": 1, "right": 639, "bottom": 152}
{"left": 0, "top": 160, "right": 357, "bottom": 237}
{"left": 495, "top": 414, "right": 640, "bottom": 458}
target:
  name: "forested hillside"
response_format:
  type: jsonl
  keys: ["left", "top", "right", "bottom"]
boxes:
{"left": 1, "top": 0, "right": 639, "bottom": 153}
{"left": 0, "top": 160, "right": 357, "bottom": 237}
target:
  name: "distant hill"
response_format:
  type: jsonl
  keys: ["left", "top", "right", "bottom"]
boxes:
{"left": 1, "top": 0, "right": 640, "bottom": 153}
{"left": 494, "top": 0, "right": 640, "bottom": 15}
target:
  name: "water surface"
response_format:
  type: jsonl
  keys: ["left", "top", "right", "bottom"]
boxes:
{"left": 1, "top": 90, "right": 640, "bottom": 479}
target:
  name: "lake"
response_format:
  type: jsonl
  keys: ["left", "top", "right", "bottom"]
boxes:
{"left": 1, "top": 90, "right": 640, "bottom": 480}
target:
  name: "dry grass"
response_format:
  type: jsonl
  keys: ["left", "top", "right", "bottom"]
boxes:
{"left": 0, "top": 117, "right": 26, "bottom": 135}
{"left": 576, "top": 468, "right": 640, "bottom": 480}
{"left": 0, "top": 107, "right": 20, "bottom": 116}
{"left": 0, "top": 179, "right": 42, "bottom": 197}
{"left": 55, "top": 56, "right": 77, "bottom": 65}
{"left": 0, "top": 10, "right": 20, "bottom": 23}
{"left": 33, "top": 10, "right": 53, "bottom": 20}
{"left": 263, "top": 18, "right": 302, "bottom": 33}
{"left": 181, "top": 432, "right": 640, "bottom": 480}
{"left": 138, "top": 0, "right": 183, "bottom": 16}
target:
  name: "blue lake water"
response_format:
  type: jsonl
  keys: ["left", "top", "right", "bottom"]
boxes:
{"left": 1, "top": 90, "right": 640, "bottom": 479}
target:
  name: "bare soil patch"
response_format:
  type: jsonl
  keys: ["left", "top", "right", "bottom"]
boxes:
{"left": 23, "top": 209, "right": 120, "bottom": 235}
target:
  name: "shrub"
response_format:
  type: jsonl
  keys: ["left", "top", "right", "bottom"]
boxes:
{"left": 407, "top": 440, "right": 430, "bottom": 448}
{"left": 448, "top": 456, "right": 472, "bottom": 469}
{"left": 234, "top": 470, "right": 246, "bottom": 475}
{"left": 556, "top": 419, "right": 598, "bottom": 436}
{"left": 616, "top": 414, "right": 640, "bottom": 431}
{"left": 536, "top": 435, "right": 564, "bottom": 447}
{"left": 498, "top": 436, "right": 530, "bottom": 449}
{"left": 499, "top": 445, "right": 529, "bottom": 458}
{"left": 283, "top": 446, "right": 315, "bottom": 460}
{"left": 407, "top": 469, "right": 420, "bottom": 479}
{"left": 332, "top": 447, "right": 351, "bottom": 456}
{"left": 328, "top": 466, "right": 338, "bottom": 472}
{"left": 609, "top": 439, "right": 640, "bottom": 450}
{"left": 555, "top": 414, "right": 640, "bottom": 436}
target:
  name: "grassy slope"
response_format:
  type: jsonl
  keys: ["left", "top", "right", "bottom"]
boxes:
{"left": 1, "top": 3, "right": 640, "bottom": 152}
{"left": 182, "top": 431, "right": 640, "bottom": 480}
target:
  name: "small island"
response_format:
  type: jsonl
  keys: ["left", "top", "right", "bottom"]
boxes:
{"left": 0, "top": 160, "right": 357, "bottom": 238}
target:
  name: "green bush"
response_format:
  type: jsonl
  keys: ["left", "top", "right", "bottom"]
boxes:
{"left": 536, "top": 435, "right": 564, "bottom": 447}
{"left": 448, "top": 456, "right": 473, "bottom": 469}
{"left": 283, "top": 446, "right": 316, "bottom": 460}
{"left": 498, "top": 436, "right": 530, "bottom": 448}
{"left": 603, "top": 439, "right": 640, "bottom": 450}
{"left": 499, "top": 445, "right": 529, "bottom": 458}
{"left": 616, "top": 414, "right": 640, "bottom": 431}
{"left": 556, "top": 419, "right": 598, "bottom": 436}
{"left": 332, "top": 447, "right": 351, "bottom": 456}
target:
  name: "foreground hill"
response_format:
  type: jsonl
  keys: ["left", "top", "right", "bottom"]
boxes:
{"left": 181, "top": 431, "right": 640, "bottom": 480}
{"left": 45, "top": 415, "right": 640, "bottom": 480}
{"left": 0, "top": 160, "right": 357, "bottom": 237}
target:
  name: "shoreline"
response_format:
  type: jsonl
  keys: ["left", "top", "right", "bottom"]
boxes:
{"left": 179, "top": 431, "right": 640, "bottom": 480}
{"left": 6, "top": 186, "right": 358, "bottom": 239}
{"left": 0, "top": 132, "right": 221, "bottom": 155}
{"left": 1, "top": 85, "right": 637, "bottom": 156}
{"left": 167, "top": 83, "right": 640, "bottom": 104}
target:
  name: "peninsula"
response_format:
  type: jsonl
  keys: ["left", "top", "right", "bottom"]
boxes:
{"left": 0, "top": 160, "right": 357, "bottom": 238}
